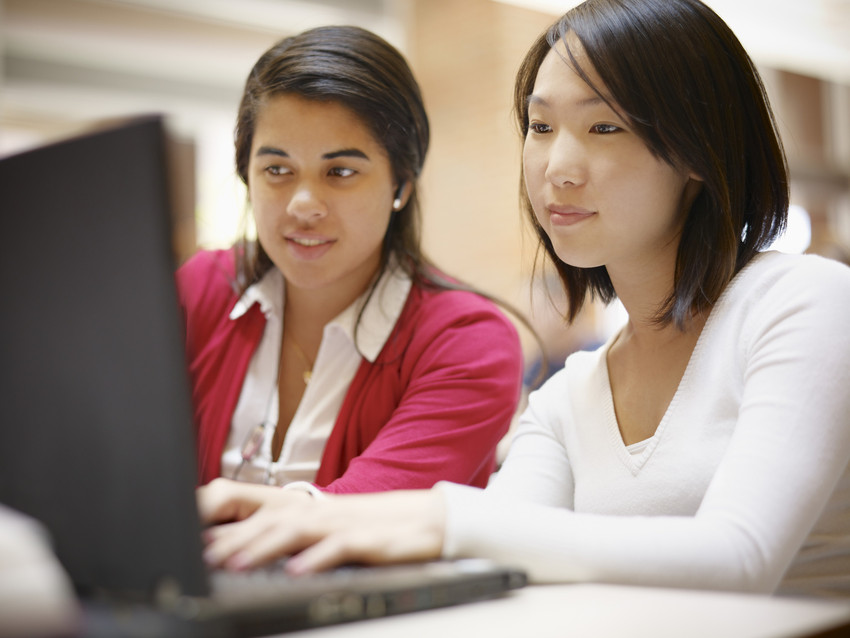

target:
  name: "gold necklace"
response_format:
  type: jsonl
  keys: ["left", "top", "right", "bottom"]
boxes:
{"left": 288, "top": 337, "right": 314, "bottom": 385}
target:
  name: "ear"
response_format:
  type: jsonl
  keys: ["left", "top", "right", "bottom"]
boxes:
{"left": 392, "top": 181, "right": 414, "bottom": 211}
{"left": 681, "top": 174, "right": 704, "bottom": 211}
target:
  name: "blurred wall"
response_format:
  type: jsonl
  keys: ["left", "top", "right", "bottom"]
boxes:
{"left": 407, "top": 0, "right": 554, "bottom": 303}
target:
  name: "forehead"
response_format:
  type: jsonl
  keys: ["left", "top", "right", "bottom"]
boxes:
{"left": 531, "top": 36, "right": 608, "bottom": 106}
{"left": 252, "top": 94, "right": 383, "bottom": 150}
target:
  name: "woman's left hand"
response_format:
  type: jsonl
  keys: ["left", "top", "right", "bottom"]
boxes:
{"left": 197, "top": 477, "right": 307, "bottom": 525}
{"left": 201, "top": 489, "right": 446, "bottom": 575}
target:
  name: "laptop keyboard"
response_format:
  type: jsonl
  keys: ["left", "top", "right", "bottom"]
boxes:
{"left": 209, "top": 561, "right": 368, "bottom": 603}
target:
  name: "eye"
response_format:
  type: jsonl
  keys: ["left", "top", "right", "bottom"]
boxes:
{"left": 528, "top": 122, "right": 552, "bottom": 135}
{"left": 590, "top": 123, "right": 621, "bottom": 134}
{"left": 328, "top": 166, "right": 357, "bottom": 178}
{"left": 264, "top": 165, "right": 292, "bottom": 177}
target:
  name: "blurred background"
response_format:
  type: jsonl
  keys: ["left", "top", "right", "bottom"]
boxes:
{"left": 2, "top": 0, "right": 849, "bottom": 374}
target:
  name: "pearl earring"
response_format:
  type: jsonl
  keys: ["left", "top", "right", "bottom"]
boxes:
{"left": 392, "top": 183, "right": 406, "bottom": 211}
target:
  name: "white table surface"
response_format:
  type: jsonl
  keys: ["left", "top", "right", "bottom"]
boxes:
{"left": 277, "top": 583, "right": 850, "bottom": 638}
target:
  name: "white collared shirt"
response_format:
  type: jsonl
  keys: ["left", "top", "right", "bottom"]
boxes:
{"left": 221, "top": 264, "right": 412, "bottom": 487}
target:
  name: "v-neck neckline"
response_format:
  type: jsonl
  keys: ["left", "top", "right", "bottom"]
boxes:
{"left": 590, "top": 252, "right": 768, "bottom": 475}
{"left": 597, "top": 316, "right": 712, "bottom": 475}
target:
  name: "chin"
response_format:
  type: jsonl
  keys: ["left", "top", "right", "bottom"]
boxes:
{"left": 549, "top": 247, "right": 599, "bottom": 270}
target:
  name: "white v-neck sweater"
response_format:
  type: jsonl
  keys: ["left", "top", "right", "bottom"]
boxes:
{"left": 438, "top": 251, "right": 850, "bottom": 597}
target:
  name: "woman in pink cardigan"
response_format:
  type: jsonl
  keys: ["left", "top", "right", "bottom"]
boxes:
{"left": 177, "top": 26, "right": 524, "bottom": 502}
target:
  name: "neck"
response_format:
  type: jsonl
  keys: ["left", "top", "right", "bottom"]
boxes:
{"left": 616, "top": 312, "right": 706, "bottom": 355}
{"left": 606, "top": 235, "right": 683, "bottom": 335}
{"left": 282, "top": 271, "right": 380, "bottom": 354}
{"left": 283, "top": 254, "right": 385, "bottom": 328}
{"left": 610, "top": 278, "right": 675, "bottom": 339}
{"left": 285, "top": 286, "right": 349, "bottom": 332}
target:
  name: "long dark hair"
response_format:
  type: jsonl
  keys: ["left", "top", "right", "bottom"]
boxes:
{"left": 515, "top": 0, "right": 789, "bottom": 327}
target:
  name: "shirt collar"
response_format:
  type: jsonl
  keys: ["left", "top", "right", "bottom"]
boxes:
{"left": 229, "top": 264, "right": 412, "bottom": 363}
{"left": 229, "top": 267, "right": 284, "bottom": 320}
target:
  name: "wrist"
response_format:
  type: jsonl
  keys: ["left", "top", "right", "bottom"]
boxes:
{"left": 281, "top": 481, "right": 327, "bottom": 500}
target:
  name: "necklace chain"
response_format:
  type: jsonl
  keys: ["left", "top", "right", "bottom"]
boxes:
{"left": 288, "top": 336, "right": 314, "bottom": 385}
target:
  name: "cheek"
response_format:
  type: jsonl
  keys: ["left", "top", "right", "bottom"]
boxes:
{"left": 248, "top": 194, "right": 267, "bottom": 228}
{"left": 342, "top": 203, "right": 392, "bottom": 244}
{"left": 646, "top": 166, "right": 692, "bottom": 218}
{"left": 251, "top": 207, "right": 269, "bottom": 234}
{"left": 608, "top": 158, "right": 688, "bottom": 219}
{"left": 522, "top": 145, "right": 540, "bottom": 184}
{"left": 248, "top": 182, "right": 279, "bottom": 226}
{"left": 522, "top": 150, "right": 545, "bottom": 207}
{"left": 367, "top": 210, "right": 393, "bottom": 244}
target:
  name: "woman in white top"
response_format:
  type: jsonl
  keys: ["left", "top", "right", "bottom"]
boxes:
{"left": 197, "top": 0, "right": 850, "bottom": 597}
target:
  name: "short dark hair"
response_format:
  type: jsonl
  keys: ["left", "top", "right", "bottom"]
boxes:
{"left": 233, "top": 25, "right": 431, "bottom": 292}
{"left": 514, "top": 0, "right": 789, "bottom": 326}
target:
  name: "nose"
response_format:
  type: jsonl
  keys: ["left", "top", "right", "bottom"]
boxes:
{"left": 544, "top": 132, "right": 586, "bottom": 187}
{"left": 286, "top": 182, "right": 327, "bottom": 222}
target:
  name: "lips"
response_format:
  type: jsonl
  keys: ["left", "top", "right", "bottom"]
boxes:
{"left": 285, "top": 233, "right": 334, "bottom": 260}
{"left": 289, "top": 236, "right": 328, "bottom": 247}
{"left": 547, "top": 204, "right": 595, "bottom": 227}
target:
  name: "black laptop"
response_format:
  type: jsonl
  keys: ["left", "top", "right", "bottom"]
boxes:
{"left": 0, "top": 117, "right": 526, "bottom": 637}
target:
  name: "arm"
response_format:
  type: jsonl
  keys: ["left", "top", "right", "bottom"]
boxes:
{"left": 175, "top": 249, "right": 236, "bottom": 352}
{"left": 316, "top": 291, "right": 524, "bottom": 493}
{"left": 483, "top": 366, "right": 577, "bottom": 509}
{"left": 175, "top": 250, "right": 266, "bottom": 484}
{"left": 440, "top": 257, "right": 850, "bottom": 593}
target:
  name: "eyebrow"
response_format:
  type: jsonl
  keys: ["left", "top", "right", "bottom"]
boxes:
{"left": 255, "top": 146, "right": 370, "bottom": 161}
{"left": 526, "top": 94, "right": 605, "bottom": 109}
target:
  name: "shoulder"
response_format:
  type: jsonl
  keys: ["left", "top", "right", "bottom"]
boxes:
{"left": 177, "top": 248, "right": 235, "bottom": 286}
{"left": 522, "top": 346, "right": 604, "bottom": 433}
{"left": 397, "top": 285, "right": 522, "bottom": 361}
{"left": 714, "top": 251, "right": 850, "bottom": 348}
{"left": 726, "top": 251, "right": 850, "bottom": 313}
{"left": 381, "top": 283, "right": 522, "bottom": 369}
{"left": 175, "top": 248, "right": 240, "bottom": 315}
{"left": 405, "top": 284, "right": 518, "bottom": 333}
{"left": 735, "top": 250, "right": 849, "bottom": 291}
{"left": 551, "top": 345, "right": 606, "bottom": 399}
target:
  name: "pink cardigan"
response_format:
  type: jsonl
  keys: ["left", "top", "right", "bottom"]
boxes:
{"left": 176, "top": 250, "right": 524, "bottom": 493}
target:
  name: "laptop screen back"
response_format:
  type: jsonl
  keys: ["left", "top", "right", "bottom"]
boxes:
{"left": 0, "top": 117, "right": 209, "bottom": 600}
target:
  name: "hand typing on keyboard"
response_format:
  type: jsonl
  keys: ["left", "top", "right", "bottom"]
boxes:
{"left": 197, "top": 477, "right": 311, "bottom": 525}
{"left": 197, "top": 480, "right": 446, "bottom": 576}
